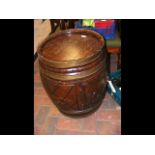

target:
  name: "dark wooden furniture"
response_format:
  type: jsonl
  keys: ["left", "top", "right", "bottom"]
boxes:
{"left": 106, "top": 30, "right": 121, "bottom": 71}
{"left": 37, "top": 29, "right": 107, "bottom": 115}
{"left": 49, "top": 19, "right": 66, "bottom": 33}
{"left": 43, "top": 19, "right": 79, "bottom": 34}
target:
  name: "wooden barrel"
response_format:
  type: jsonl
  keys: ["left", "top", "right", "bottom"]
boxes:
{"left": 37, "top": 29, "right": 107, "bottom": 115}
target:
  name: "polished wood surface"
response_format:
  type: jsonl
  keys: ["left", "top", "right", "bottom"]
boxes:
{"left": 41, "top": 31, "right": 103, "bottom": 61}
{"left": 38, "top": 29, "right": 107, "bottom": 115}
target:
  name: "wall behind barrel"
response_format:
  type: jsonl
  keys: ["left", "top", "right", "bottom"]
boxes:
{"left": 34, "top": 19, "right": 51, "bottom": 54}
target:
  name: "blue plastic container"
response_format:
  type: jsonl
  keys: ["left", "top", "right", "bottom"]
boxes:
{"left": 107, "top": 70, "right": 121, "bottom": 106}
{"left": 75, "top": 20, "right": 116, "bottom": 40}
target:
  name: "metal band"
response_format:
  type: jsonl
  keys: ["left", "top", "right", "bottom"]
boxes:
{"left": 40, "top": 61, "right": 105, "bottom": 81}
{"left": 38, "top": 50, "right": 104, "bottom": 68}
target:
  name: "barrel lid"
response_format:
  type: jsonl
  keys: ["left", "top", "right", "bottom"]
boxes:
{"left": 38, "top": 29, "right": 104, "bottom": 59}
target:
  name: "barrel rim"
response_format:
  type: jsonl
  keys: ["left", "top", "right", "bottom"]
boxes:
{"left": 37, "top": 29, "right": 105, "bottom": 67}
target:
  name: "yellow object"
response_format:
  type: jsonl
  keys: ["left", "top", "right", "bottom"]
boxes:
{"left": 82, "top": 19, "right": 95, "bottom": 27}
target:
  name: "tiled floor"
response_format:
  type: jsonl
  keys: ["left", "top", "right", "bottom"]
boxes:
{"left": 34, "top": 19, "right": 121, "bottom": 135}
{"left": 34, "top": 56, "right": 121, "bottom": 135}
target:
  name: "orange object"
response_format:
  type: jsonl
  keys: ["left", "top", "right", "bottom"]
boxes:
{"left": 107, "top": 47, "right": 121, "bottom": 54}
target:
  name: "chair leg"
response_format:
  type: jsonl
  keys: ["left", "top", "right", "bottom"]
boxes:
{"left": 60, "top": 20, "right": 66, "bottom": 30}
{"left": 68, "top": 20, "right": 76, "bottom": 28}
{"left": 117, "top": 53, "right": 121, "bottom": 70}
{"left": 106, "top": 52, "right": 111, "bottom": 74}
{"left": 49, "top": 19, "right": 60, "bottom": 34}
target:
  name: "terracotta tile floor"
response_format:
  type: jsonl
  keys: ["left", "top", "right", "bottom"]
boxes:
{"left": 34, "top": 55, "right": 121, "bottom": 135}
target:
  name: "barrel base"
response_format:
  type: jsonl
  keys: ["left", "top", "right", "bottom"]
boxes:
{"left": 57, "top": 99, "right": 103, "bottom": 116}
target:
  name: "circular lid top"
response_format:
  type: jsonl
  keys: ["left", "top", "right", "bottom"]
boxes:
{"left": 38, "top": 29, "right": 104, "bottom": 62}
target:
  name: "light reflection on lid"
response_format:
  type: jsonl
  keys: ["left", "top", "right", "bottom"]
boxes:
{"left": 81, "top": 35, "right": 87, "bottom": 38}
